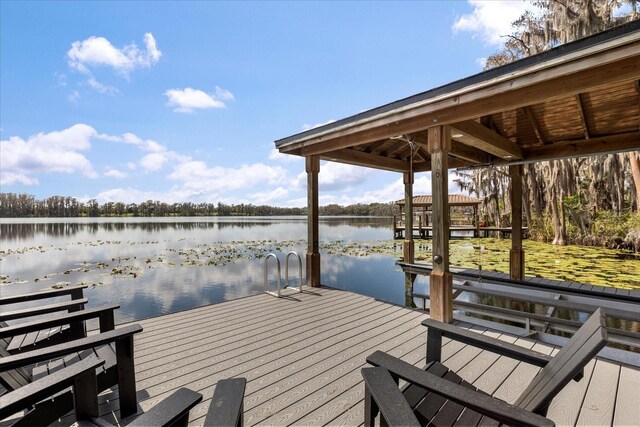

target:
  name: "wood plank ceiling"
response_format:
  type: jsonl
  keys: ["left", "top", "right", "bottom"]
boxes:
{"left": 275, "top": 22, "right": 640, "bottom": 173}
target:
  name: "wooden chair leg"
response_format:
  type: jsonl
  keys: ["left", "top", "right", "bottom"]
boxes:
{"left": 116, "top": 336, "right": 138, "bottom": 418}
{"left": 364, "top": 386, "right": 379, "bottom": 427}
{"left": 426, "top": 329, "right": 442, "bottom": 363}
{"left": 74, "top": 369, "right": 100, "bottom": 419}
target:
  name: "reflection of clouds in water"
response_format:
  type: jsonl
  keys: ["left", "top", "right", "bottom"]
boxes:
{"left": 321, "top": 255, "right": 356, "bottom": 284}
{"left": 322, "top": 254, "right": 404, "bottom": 306}
{"left": 0, "top": 218, "right": 403, "bottom": 322}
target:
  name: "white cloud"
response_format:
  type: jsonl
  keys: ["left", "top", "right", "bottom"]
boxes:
{"left": 283, "top": 169, "right": 464, "bottom": 207}
{"left": 318, "top": 162, "right": 374, "bottom": 191}
{"left": 87, "top": 76, "right": 118, "bottom": 94}
{"left": 452, "top": 0, "right": 536, "bottom": 47}
{"left": 214, "top": 86, "right": 235, "bottom": 101}
{"left": 168, "top": 161, "right": 287, "bottom": 191}
{"left": 99, "top": 132, "right": 166, "bottom": 152}
{"left": 139, "top": 152, "right": 169, "bottom": 172}
{"left": 0, "top": 124, "right": 98, "bottom": 185}
{"left": 97, "top": 131, "right": 181, "bottom": 172}
{"left": 67, "top": 33, "right": 161, "bottom": 75}
{"left": 268, "top": 148, "right": 302, "bottom": 164}
{"left": 104, "top": 168, "right": 127, "bottom": 179}
{"left": 67, "top": 33, "right": 161, "bottom": 93}
{"left": 164, "top": 87, "right": 234, "bottom": 113}
{"left": 302, "top": 119, "right": 336, "bottom": 131}
{"left": 249, "top": 187, "right": 289, "bottom": 205}
{"left": 94, "top": 187, "right": 180, "bottom": 204}
{"left": 67, "top": 90, "right": 80, "bottom": 103}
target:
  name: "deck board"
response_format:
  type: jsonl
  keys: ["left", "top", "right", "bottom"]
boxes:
{"left": 42, "top": 286, "right": 639, "bottom": 427}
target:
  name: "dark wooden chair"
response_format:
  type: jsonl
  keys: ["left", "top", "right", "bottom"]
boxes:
{"left": 77, "top": 378, "right": 245, "bottom": 427}
{"left": 0, "top": 324, "right": 143, "bottom": 424}
{"left": 1, "top": 355, "right": 203, "bottom": 427}
{"left": 204, "top": 377, "right": 246, "bottom": 427}
{"left": 0, "top": 355, "right": 106, "bottom": 426}
{"left": 0, "top": 285, "right": 89, "bottom": 354}
{"left": 365, "top": 308, "right": 608, "bottom": 426}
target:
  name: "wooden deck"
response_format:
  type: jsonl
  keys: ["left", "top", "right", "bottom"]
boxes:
{"left": 68, "top": 287, "right": 639, "bottom": 426}
{"left": 393, "top": 225, "right": 527, "bottom": 239}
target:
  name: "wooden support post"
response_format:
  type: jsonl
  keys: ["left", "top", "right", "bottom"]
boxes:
{"left": 307, "top": 156, "right": 321, "bottom": 287}
{"left": 403, "top": 172, "right": 414, "bottom": 263}
{"left": 403, "top": 172, "right": 417, "bottom": 307}
{"left": 428, "top": 126, "right": 453, "bottom": 323}
{"left": 474, "top": 205, "right": 479, "bottom": 237}
{"left": 510, "top": 164, "right": 525, "bottom": 280}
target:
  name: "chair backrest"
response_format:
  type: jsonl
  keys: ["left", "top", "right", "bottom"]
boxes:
{"left": 515, "top": 308, "right": 607, "bottom": 414}
{"left": 0, "top": 322, "right": 31, "bottom": 391}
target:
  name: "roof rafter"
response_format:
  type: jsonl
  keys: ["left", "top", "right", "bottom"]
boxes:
{"left": 283, "top": 43, "right": 640, "bottom": 157}
{"left": 521, "top": 106, "right": 546, "bottom": 145}
{"left": 412, "top": 130, "right": 489, "bottom": 164}
{"left": 575, "top": 93, "right": 591, "bottom": 139}
{"left": 508, "top": 131, "right": 640, "bottom": 163}
{"left": 450, "top": 120, "right": 523, "bottom": 159}
{"left": 321, "top": 148, "right": 411, "bottom": 172}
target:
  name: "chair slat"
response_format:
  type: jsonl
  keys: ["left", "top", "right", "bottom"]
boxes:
{"left": 515, "top": 308, "right": 607, "bottom": 413}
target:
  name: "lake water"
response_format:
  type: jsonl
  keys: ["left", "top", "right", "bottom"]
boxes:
{"left": 0, "top": 217, "right": 403, "bottom": 323}
{"left": 1, "top": 217, "right": 638, "bottom": 325}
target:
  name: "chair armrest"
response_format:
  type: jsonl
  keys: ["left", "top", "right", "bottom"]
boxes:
{"left": 0, "top": 298, "right": 88, "bottom": 322}
{"left": 0, "top": 285, "right": 87, "bottom": 305}
{"left": 204, "top": 378, "right": 246, "bottom": 427}
{"left": 0, "top": 324, "right": 143, "bottom": 371}
{"left": 366, "top": 351, "right": 554, "bottom": 427}
{"left": 361, "top": 367, "right": 420, "bottom": 427}
{"left": 0, "top": 304, "right": 119, "bottom": 339}
{"left": 127, "top": 388, "right": 203, "bottom": 427}
{"left": 0, "top": 355, "right": 104, "bottom": 419}
{"left": 422, "top": 318, "right": 552, "bottom": 367}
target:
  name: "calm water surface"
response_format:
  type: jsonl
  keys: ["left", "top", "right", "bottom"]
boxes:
{"left": 1, "top": 217, "right": 638, "bottom": 326}
{"left": 0, "top": 217, "right": 402, "bottom": 323}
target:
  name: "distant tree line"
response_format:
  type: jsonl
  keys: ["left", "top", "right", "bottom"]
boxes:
{"left": 0, "top": 193, "right": 397, "bottom": 218}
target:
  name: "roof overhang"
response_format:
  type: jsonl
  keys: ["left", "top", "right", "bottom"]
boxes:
{"left": 275, "top": 20, "right": 640, "bottom": 172}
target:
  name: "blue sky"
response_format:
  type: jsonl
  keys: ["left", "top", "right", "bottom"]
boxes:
{"left": 1, "top": 1, "right": 533, "bottom": 207}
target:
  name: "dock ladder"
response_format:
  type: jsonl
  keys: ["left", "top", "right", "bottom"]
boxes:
{"left": 264, "top": 251, "right": 303, "bottom": 297}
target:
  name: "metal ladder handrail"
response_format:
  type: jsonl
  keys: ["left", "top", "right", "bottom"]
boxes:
{"left": 284, "top": 251, "right": 303, "bottom": 293}
{"left": 264, "top": 253, "right": 281, "bottom": 297}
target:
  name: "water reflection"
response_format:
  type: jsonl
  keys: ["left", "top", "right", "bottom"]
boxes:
{"left": 1, "top": 216, "right": 637, "bottom": 354}
{"left": 0, "top": 217, "right": 396, "bottom": 323}
{"left": 0, "top": 216, "right": 392, "bottom": 241}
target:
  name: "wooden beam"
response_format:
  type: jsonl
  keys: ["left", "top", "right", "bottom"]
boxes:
{"left": 427, "top": 126, "right": 453, "bottom": 323}
{"left": 321, "top": 148, "right": 410, "bottom": 172}
{"left": 285, "top": 48, "right": 640, "bottom": 156}
{"left": 520, "top": 132, "right": 640, "bottom": 162}
{"left": 415, "top": 131, "right": 489, "bottom": 164}
{"left": 450, "top": 120, "right": 523, "bottom": 160}
{"left": 306, "top": 156, "right": 320, "bottom": 287}
{"left": 364, "top": 139, "right": 390, "bottom": 154}
{"left": 380, "top": 141, "right": 407, "bottom": 157}
{"left": 575, "top": 94, "right": 591, "bottom": 139}
{"left": 403, "top": 172, "right": 414, "bottom": 264}
{"left": 521, "top": 106, "right": 546, "bottom": 144}
{"left": 413, "top": 157, "right": 470, "bottom": 173}
{"left": 509, "top": 164, "right": 524, "bottom": 281}
{"left": 449, "top": 141, "right": 491, "bottom": 164}
{"left": 415, "top": 146, "right": 430, "bottom": 162}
